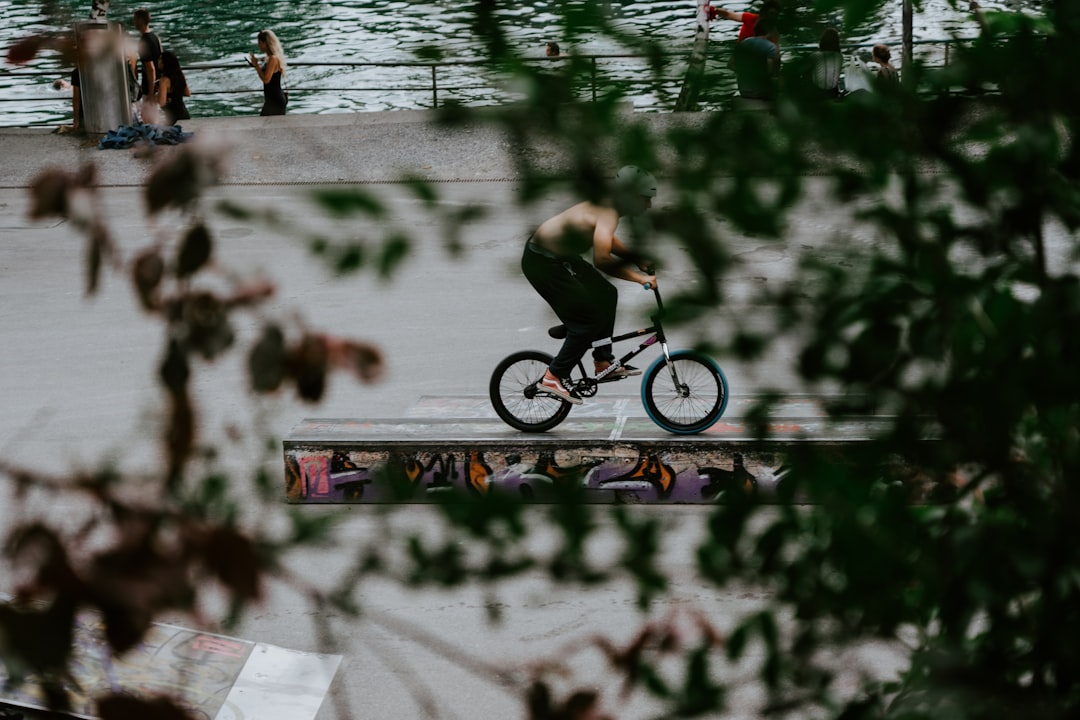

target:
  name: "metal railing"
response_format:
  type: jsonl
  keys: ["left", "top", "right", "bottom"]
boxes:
{"left": 0, "top": 37, "right": 983, "bottom": 128}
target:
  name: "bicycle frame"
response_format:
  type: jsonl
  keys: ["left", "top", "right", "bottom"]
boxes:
{"left": 578, "top": 287, "right": 676, "bottom": 384}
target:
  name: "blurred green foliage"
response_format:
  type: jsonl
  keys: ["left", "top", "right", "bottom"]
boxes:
{"left": 5, "top": 1, "right": 1080, "bottom": 718}
{"left": 348, "top": 1, "right": 1080, "bottom": 717}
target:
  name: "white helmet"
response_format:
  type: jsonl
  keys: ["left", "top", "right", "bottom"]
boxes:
{"left": 615, "top": 165, "right": 657, "bottom": 198}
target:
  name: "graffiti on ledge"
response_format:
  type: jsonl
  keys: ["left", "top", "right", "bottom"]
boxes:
{"left": 285, "top": 447, "right": 786, "bottom": 503}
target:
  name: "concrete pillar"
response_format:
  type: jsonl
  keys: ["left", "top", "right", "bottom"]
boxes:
{"left": 74, "top": 20, "right": 131, "bottom": 134}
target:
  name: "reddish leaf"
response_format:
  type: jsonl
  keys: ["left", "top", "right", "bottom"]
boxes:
{"left": 558, "top": 690, "right": 605, "bottom": 720}
{"left": 159, "top": 338, "right": 190, "bottom": 392}
{"left": 99, "top": 694, "right": 196, "bottom": 720}
{"left": 203, "top": 526, "right": 262, "bottom": 602}
{"left": 249, "top": 324, "right": 288, "bottom": 393}
{"left": 527, "top": 681, "right": 554, "bottom": 720}
{"left": 165, "top": 386, "right": 195, "bottom": 484}
{"left": 144, "top": 145, "right": 224, "bottom": 215}
{"left": 182, "top": 292, "right": 234, "bottom": 360}
{"left": 28, "top": 168, "right": 74, "bottom": 219}
{"left": 75, "top": 162, "right": 99, "bottom": 187}
{"left": 145, "top": 151, "right": 200, "bottom": 215}
{"left": 6, "top": 36, "right": 46, "bottom": 65}
{"left": 328, "top": 338, "right": 385, "bottom": 384}
{"left": 132, "top": 249, "right": 165, "bottom": 311}
{"left": 176, "top": 223, "right": 212, "bottom": 278}
{"left": 290, "top": 334, "right": 329, "bottom": 402}
{"left": 86, "top": 221, "right": 114, "bottom": 296}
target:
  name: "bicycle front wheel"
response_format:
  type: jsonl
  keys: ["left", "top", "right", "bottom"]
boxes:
{"left": 490, "top": 350, "right": 572, "bottom": 433}
{"left": 642, "top": 350, "right": 728, "bottom": 434}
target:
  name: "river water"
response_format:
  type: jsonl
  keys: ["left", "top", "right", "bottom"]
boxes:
{"left": 0, "top": 0, "right": 1035, "bottom": 126}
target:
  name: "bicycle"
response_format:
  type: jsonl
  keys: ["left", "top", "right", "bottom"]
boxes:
{"left": 489, "top": 284, "right": 729, "bottom": 434}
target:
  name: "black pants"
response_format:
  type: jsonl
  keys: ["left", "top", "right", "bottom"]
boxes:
{"left": 522, "top": 242, "right": 617, "bottom": 378}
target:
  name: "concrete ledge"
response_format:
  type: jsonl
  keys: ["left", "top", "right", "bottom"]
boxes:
{"left": 282, "top": 414, "right": 893, "bottom": 504}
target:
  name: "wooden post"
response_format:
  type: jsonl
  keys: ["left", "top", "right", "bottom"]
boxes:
{"left": 675, "top": 0, "right": 712, "bottom": 111}
{"left": 431, "top": 65, "right": 438, "bottom": 108}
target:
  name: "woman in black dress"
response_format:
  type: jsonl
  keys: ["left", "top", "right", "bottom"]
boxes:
{"left": 156, "top": 51, "right": 190, "bottom": 124}
{"left": 250, "top": 29, "right": 288, "bottom": 116}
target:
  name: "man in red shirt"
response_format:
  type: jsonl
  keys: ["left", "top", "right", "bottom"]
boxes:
{"left": 708, "top": 1, "right": 780, "bottom": 44}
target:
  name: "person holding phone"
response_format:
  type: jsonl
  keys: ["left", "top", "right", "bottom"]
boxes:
{"left": 249, "top": 29, "right": 287, "bottom": 116}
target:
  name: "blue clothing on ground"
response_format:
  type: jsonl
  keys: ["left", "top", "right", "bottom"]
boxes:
{"left": 97, "top": 123, "right": 193, "bottom": 150}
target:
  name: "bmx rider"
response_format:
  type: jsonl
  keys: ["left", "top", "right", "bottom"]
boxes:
{"left": 522, "top": 166, "right": 659, "bottom": 405}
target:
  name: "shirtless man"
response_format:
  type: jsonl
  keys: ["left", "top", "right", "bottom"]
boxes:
{"left": 522, "top": 166, "right": 658, "bottom": 404}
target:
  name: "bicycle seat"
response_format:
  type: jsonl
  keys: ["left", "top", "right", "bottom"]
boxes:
{"left": 548, "top": 325, "right": 567, "bottom": 339}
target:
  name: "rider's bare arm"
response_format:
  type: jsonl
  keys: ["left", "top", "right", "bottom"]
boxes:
{"left": 593, "top": 211, "right": 656, "bottom": 287}
{"left": 611, "top": 235, "right": 654, "bottom": 273}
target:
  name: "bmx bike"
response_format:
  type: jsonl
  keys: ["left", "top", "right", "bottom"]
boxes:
{"left": 489, "top": 285, "right": 729, "bottom": 434}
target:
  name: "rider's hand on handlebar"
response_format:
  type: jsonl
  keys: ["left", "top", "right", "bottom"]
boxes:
{"left": 641, "top": 274, "right": 657, "bottom": 290}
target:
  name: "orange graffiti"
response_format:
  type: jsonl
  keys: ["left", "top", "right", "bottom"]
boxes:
{"left": 467, "top": 451, "right": 492, "bottom": 495}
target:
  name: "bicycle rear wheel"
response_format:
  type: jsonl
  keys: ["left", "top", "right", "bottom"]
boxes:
{"left": 642, "top": 350, "right": 728, "bottom": 434}
{"left": 490, "top": 350, "right": 572, "bottom": 433}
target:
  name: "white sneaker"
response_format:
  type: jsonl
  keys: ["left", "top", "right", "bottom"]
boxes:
{"left": 595, "top": 362, "right": 641, "bottom": 382}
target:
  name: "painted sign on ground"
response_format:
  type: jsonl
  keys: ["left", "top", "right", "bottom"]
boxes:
{"left": 0, "top": 612, "right": 340, "bottom": 720}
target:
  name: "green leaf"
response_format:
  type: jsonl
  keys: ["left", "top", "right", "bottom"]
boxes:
{"left": 376, "top": 234, "right": 411, "bottom": 278}
{"left": 311, "top": 188, "right": 385, "bottom": 218}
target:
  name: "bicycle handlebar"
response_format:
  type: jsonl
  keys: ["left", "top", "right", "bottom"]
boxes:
{"left": 644, "top": 281, "right": 664, "bottom": 315}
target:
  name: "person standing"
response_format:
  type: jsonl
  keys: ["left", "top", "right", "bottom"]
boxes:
{"left": 521, "top": 166, "right": 658, "bottom": 404}
{"left": 811, "top": 27, "right": 843, "bottom": 97}
{"left": 734, "top": 17, "right": 780, "bottom": 103}
{"left": 250, "top": 29, "right": 288, "bottom": 116}
{"left": 132, "top": 8, "right": 162, "bottom": 122}
{"left": 871, "top": 44, "right": 900, "bottom": 85}
{"left": 72, "top": 68, "right": 81, "bottom": 130}
{"left": 156, "top": 51, "right": 190, "bottom": 124}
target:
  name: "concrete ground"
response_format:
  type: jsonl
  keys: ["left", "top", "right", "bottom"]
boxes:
{"left": 0, "top": 108, "right": 1046, "bottom": 719}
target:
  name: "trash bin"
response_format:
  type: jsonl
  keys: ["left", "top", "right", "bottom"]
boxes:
{"left": 74, "top": 20, "right": 132, "bottom": 134}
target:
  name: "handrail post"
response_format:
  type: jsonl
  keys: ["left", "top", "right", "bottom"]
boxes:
{"left": 431, "top": 66, "right": 438, "bottom": 108}
{"left": 591, "top": 58, "right": 596, "bottom": 102}
{"left": 902, "top": 0, "right": 914, "bottom": 88}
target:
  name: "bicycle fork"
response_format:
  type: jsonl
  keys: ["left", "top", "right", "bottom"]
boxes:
{"left": 656, "top": 340, "right": 690, "bottom": 396}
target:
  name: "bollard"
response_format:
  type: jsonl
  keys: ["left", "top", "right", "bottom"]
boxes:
{"left": 74, "top": 20, "right": 131, "bottom": 134}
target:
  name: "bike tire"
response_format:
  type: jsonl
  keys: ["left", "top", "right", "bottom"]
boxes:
{"left": 490, "top": 350, "right": 573, "bottom": 433}
{"left": 642, "top": 350, "right": 728, "bottom": 434}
